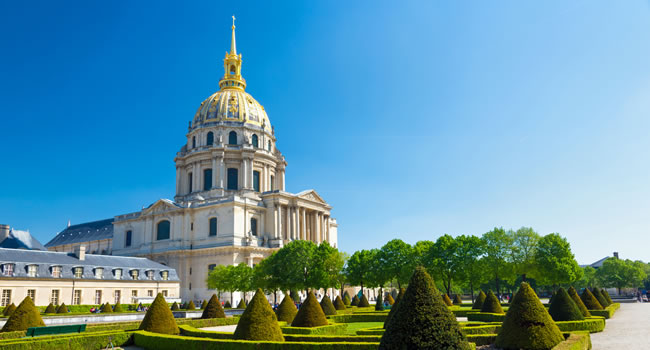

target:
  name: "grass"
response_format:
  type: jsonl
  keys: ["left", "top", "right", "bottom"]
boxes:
{"left": 343, "top": 322, "right": 384, "bottom": 335}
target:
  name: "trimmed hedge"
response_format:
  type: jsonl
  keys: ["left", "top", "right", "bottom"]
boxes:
{"left": 383, "top": 287, "right": 404, "bottom": 329}
{"left": 553, "top": 331, "right": 592, "bottom": 350}
{"left": 329, "top": 313, "right": 387, "bottom": 323}
{"left": 113, "top": 302, "right": 124, "bottom": 313}
{"left": 386, "top": 293, "right": 395, "bottom": 305}
{"left": 357, "top": 294, "right": 370, "bottom": 308}
{"left": 320, "top": 295, "right": 338, "bottom": 316}
{"left": 186, "top": 300, "right": 196, "bottom": 310}
{"left": 466, "top": 312, "right": 506, "bottom": 322}
{"left": 0, "top": 330, "right": 133, "bottom": 350}
{"left": 453, "top": 294, "right": 463, "bottom": 305}
{"left": 589, "top": 303, "right": 619, "bottom": 319}
{"left": 0, "top": 330, "right": 26, "bottom": 340}
{"left": 556, "top": 317, "right": 605, "bottom": 333}
{"left": 2, "top": 304, "right": 16, "bottom": 317}
{"left": 350, "top": 295, "right": 360, "bottom": 306}
{"left": 472, "top": 291, "right": 486, "bottom": 310}
{"left": 580, "top": 289, "right": 603, "bottom": 310}
{"left": 442, "top": 294, "right": 453, "bottom": 307}
{"left": 139, "top": 293, "right": 179, "bottom": 334}
{"left": 480, "top": 291, "right": 504, "bottom": 314}
{"left": 276, "top": 295, "right": 298, "bottom": 323}
{"left": 460, "top": 324, "right": 501, "bottom": 335}
{"left": 101, "top": 302, "right": 113, "bottom": 313}
{"left": 180, "top": 325, "right": 232, "bottom": 339}
{"left": 284, "top": 334, "right": 381, "bottom": 343}
{"left": 603, "top": 290, "right": 614, "bottom": 305}
{"left": 1, "top": 296, "right": 44, "bottom": 332}
{"left": 568, "top": 286, "right": 592, "bottom": 317}
{"left": 234, "top": 288, "right": 284, "bottom": 341}
{"left": 333, "top": 296, "right": 346, "bottom": 310}
{"left": 202, "top": 294, "right": 226, "bottom": 319}
{"left": 374, "top": 293, "right": 384, "bottom": 311}
{"left": 281, "top": 323, "right": 347, "bottom": 335}
{"left": 292, "top": 291, "right": 328, "bottom": 327}
{"left": 548, "top": 287, "right": 584, "bottom": 322}
{"left": 592, "top": 288, "right": 610, "bottom": 308}
{"left": 237, "top": 299, "right": 246, "bottom": 309}
{"left": 44, "top": 303, "right": 56, "bottom": 314}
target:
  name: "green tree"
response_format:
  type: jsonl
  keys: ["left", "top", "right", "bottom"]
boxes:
{"left": 344, "top": 249, "right": 376, "bottom": 294}
{"left": 311, "top": 242, "right": 345, "bottom": 290}
{"left": 232, "top": 263, "right": 254, "bottom": 303}
{"left": 270, "top": 240, "right": 318, "bottom": 292}
{"left": 574, "top": 266, "right": 597, "bottom": 289}
{"left": 455, "top": 235, "right": 486, "bottom": 302}
{"left": 534, "top": 233, "right": 582, "bottom": 288}
{"left": 425, "top": 234, "right": 462, "bottom": 296}
{"left": 378, "top": 239, "right": 414, "bottom": 288}
{"left": 207, "top": 264, "right": 237, "bottom": 305}
{"left": 251, "top": 254, "right": 283, "bottom": 304}
{"left": 596, "top": 258, "right": 646, "bottom": 294}
{"left": 482, "top": 227, "right": 514, "bottom": 295}
{"left": 510, "top": 227, "right": 540, "bottom": 282}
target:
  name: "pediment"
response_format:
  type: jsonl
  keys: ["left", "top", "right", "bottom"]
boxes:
{"left": 142, "top": 199, "right": 180, "bottom": 216}
{"left": 297, "top": 190, "right": 328, "bottom": 205}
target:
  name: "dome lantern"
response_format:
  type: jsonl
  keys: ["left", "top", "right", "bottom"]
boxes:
{"left": 219, "top": 16, "right": 246, "bottom": 91}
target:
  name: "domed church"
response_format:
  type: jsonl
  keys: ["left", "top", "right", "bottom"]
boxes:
{"left": 45, "top": 20, "right": 337, "bottom": 303}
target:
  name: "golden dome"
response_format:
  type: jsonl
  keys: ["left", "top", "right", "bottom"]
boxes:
{"left": 192, "top": 90, "right": 271, "bottom": 132}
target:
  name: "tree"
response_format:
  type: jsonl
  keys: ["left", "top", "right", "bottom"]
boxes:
{"left": 425, "top": 234, "right": 462, "bottom": 296}
{"left": 207, "top": 264, "right": 237, "bottom": 305}
{"left": 455, "top": 235, "right": 486, "bottom": 302}
{"left": 482, "top": 228, "right": 514, "bottom": 295}
{"left": 344, "top": 249, "right": 376, "bottom": 294}
{"left": 270, "top": 240, "right": 318, "bottom": 292}
{"left": 311, "top": 242, "right": 345, "bottom": 290}
{"left": 510, "top": 227, "right": 540, "bottom": 282}
{"left": 232, "top": 263, "right": 254, "bottom": 303}
{"left": 534, "top": 233, "right": 582, "bottom": 288}
{"left": 596, "top": 258, "right": 647, "bottom": 294}
{"left": 251, "top": 254, "right": 282, "bottom": 304}
{"left": 574, "top": 266, "right": 597, "bottom": 289}
{"left": 378, "top": 239, "right": 414, "bottom": 288}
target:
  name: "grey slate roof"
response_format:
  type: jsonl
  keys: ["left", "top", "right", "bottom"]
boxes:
{"left": 0, "top": 229, "right": 45, "bottom": 250}
{"left": 44, "top": 219, "right": 114, "bottom": 248}
{"left": 0, "top": 248, "right": 179, "bottom": 282}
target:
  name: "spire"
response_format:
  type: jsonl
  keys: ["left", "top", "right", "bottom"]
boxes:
{"left": 230, "top": 15, "right": 237, "bottom": 56}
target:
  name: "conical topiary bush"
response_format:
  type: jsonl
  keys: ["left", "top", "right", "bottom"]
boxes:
{"left": 186, "top": 300, "right": 196, "bottom": 310}
{"left": 291, "top": 290, "right": 329, "bottom": 327}
{"left": 548, "top": 291, "right": 557, "bottom": 305}
{"left": 44, "top": 303, "right": 56, "bottom": 314}
{"left": 375, "top": 292, "right": 384, "bottom": 311}
{"left": 233, "top": 289, "right": 284, "bottom": 341}
{"left": 480, "top": 291, "right": 504, "bottom": 314}
{"left": 472, "top": 291, "right": 486, "bottom": 309}
{"left": 56, "top": 303, "right": 68, "bottom": 314}
{"left": 275, "top": 295, "right": 298, "bottom": 323}
{"left": 237, "top": 299, "right": 246, "bottom": 309}
{"left": 379, "top": 267, "right": 471, "bottom": 350}
{"left": 101, "top": 302, "right": 113, "bottom": 313}
{"left": 139, "top": 293, "right": 179, "bottom": 334}
{"left": 224, "top": 301, "right": 231, "bottom": 308}
{"left": 548, "top": 287, "right": 584, "bottom": 321}
{"left": 593, "top": 288, "right": 610, "bottom": 307}
{"left": 343, "top": 292, "right": 351, "bottom": 306}
{"left": 442, "top": 294, "right": 453, "bottom": 307}
{"left": 170, "top": 302, "right": 179, "bottom": 311}
{"left": 333, "top": 295, "right": 346, "bottom": 310}
{"left": 453, "top": 294, "right": 463, "bottom": 305}
{"left": 1, "top": 296, "right": 44, "bottom": 332}
{"left": 320, "top": 295, "right": 337, "bottom": 315}
{"left": 358, "top": 294, "right": 370, "bottom": 307}
{"left": 603, "top": 289, "right": 614, "bottom": 304}
{"left": 384, "top": 288, "right": 405, "bottom": 329}
{"left": 386, "top": 293, "right": 395, "bottom": 305}
{"left": 113, "top": 302, "right": 123, "bottom": 313}
{"left": 494, "top": 282, "right": 564, "bottom": 350}
{"left": 580, "top": 288, "right": 603, "bottom": 310}
{"left": 201, "top": 300, "right": 207, "bottom": 309}
{"left": 351, "top": 295, "right": 360, "bottom": 306}
{"left": 568, "top": 286, "right": 591, "bottom": 317}
{"left": 202, "top": 294, "right": 226, "bottom": 319}
{"left": 3, "top": 303, "right": 16, "bottom": 317}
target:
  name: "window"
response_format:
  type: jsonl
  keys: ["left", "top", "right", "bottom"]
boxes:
{"left": 228, "top": 131, "right": 237, "bottom": 145}
{"left": 188, "top": 172, "right": 193, "bottom": 193}
{"left": 209, "top": 218, "right": 217, "bottom": 236}
{"left": 95, "top": 268, "right": 103, "bottom": 279}
{"left": 130, "top": 270, "right": 139, "bottom": 280}
{"left": 95, "top": 290, "right": 102, "bottom": 304}
{"left": 74, "top": 267, "right": 83, "bottom": 278}
{"left": 131, "top": 290, "right": 138, "bottom": 303}
{"left": 147, "top": 290, "right": 153, "bottom": 297}
{"left": 146, "top": 270, "right": 154, "bottom": 280}
{"left": 270, "top": 175, "right": 274, "bottom": 191}
{"left": 253, "top": 171, "right": 260, "bottom": 192}
{"left": 162, "top": 290, "right": 168, "bottom": 297}
{"left": 2, "top": 264, "right": 14, "bottom": 277}
{"left": 114, "top": 269, "right": 122, "bottom": 280}
{"left": 252, "top": 134, "right": 258, "bottom": 148}
{"left": 227, "top": 168, "right": 238, "bottom": 190}
{"left": 161, "top": 271, "right": 169, "bottom": 281}
{"left": 51, "top": 290, "right": 60, "bottom": 305}
{"left": 267, "top": 140, "right": 271, "bottom": 151}
{"left": 51, "top": 266, "right": 62, "bottom": 278}
{"left": 125, "top": 230, "right": 132, "bottom": 247}
{"left": 1, "top": 289, "right": 11, "bottom": 307}
{"left": 250, "top": 218, "right": 258, "bottom": 236}
{"left": 203, "top": 169, "right": 212, "bottom": 191}
{"left": 27, "top": 265, "right": 38, "bottom": 277}
{"left": 156, "top": 220, "right": 170, "bottom": 240}
{"left": 192, "top": 136, "right": 196, "bottom": 148}
{"left": 207, "top": 131, "right": 214, "bottom": 145}
{"left": 27, "top": 289, "right": 35, "bottom": 301}
{"left": 73, "top": 290, "right": 81, "bottom": 305}
{"left": 114, "top": 290, "right": 121, "bottom": 304}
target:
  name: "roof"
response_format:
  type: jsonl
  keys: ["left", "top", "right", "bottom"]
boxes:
{"left": 44, "top": 218, "right": 114, "bottom": 248}
{"left": 0, "top": 229, "right": 45, "bottom": 250}
{"left": 0, "top": 248, "right": 179, "bottom": 282}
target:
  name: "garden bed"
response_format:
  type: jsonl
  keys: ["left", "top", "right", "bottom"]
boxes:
{"left": 0, "top": 330, "right": 133, "bottom": 350}
{"left": 281, "top": 323, "right": 348, "bottom": 335}
{"left": 589, "top": 303, "right": 619, "bottom": 319}
{"left": 556, "top": 317, "right": 606, "bottom": 333}
{"left": 466, "top": 312, "right": 506, "bottom": 322}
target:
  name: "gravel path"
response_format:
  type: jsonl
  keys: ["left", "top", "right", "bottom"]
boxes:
{"left": 591, "top": 302, "right": 650, "bottom": 349}
{"left": 200, "top": 324, "right": 237, "bottom": 332}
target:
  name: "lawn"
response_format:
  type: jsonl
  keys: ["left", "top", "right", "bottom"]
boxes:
{"left": 343, "top": 322, "right": 384, "bottom": 335}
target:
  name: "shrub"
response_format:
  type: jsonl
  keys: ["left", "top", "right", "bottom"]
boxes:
{"left": 343, "top": 292, "right": 351, "bottom": 306}
{"left": 453, "top": 295, "right": 463, "bottom": 305}
{"left": 170, "top": 302, "right": 179, "bottom": 311}
{"left": 224, "top": 301, "right": 231, "bottom": 308}
{"left": 320, "top": 295, "right": 337, "bottom": 315}
{"left": 102, "top": 302, "right": 113, "bottom": 313}
{"left": 237, "top": 299, "right": 246, "bottom": 309}
{"left": 202, "top": 294, "right": 226, "bottom": 319}
{"left": 56, "top": 303, "right": 68, "bottom": 314}
{"left": 333, "top": 295, "right": 346, "bottom": 310}
{"left": 290, "top": 290, "right": 301, "bottom": 303}
{"left": 1, "top": 296, "right": 45, "bottom": 332}
{"left": 592, "top": 288, "right": 610, "bottom": 307}
{"left": 276, "top": 295, "right": 298, "bottom": 323}
{"left": 351, "top": 295, "right": 360, "bottom": 306}
{"left": 233, "top": 288, "right": 284, "bottom": 341}
{"left": 383, "top": 287, "right": 405, "bottom": 329}
{"left": 386, "top": 293, "right": 395, "bottom": 305}
{"left": 568, "top": 286, "right": 591, "bottom": 317}
{"left": 139, "top": 293, "right": 179, "bottom": 334}
{"left": 2, "top": 303, "right": 16, "bottom": 317}
{"left": 494, "top": 282, "right": 564, "bottom": 350}
{"left": 358, "top": 294, "right": 370, "bottom": 308}
{"left": 548, "top": 287, "right": 584, "bottom": 322}
{"left": 379, "top": 266, "right": 470, "bottom": 350}
{"left": 281, "top": 323, "right": 348, "bottom": 335}
{"left": 44, "top": 303, "right": 56, "bottom": 314}
{"left": 603, "top": 289, "right": 614, "bottom": 304}
{"left": 472, "top": 291, "right": 486, "bottom": 310}
{"left": 113, "top": 302, "right": 124, "bottom": 313}
{"left": 480, "top": 291, "right": 504, "bottom": 314}
{"left": 201, "top": 300, "right": 207, "bottom": 310}
{"left": 375, "top": 293, "right": 384, "bottom": 311}
{"left": 186, "top": 300, "right": 196, "bottom": 310}
{"left": 548, "top": 290, "right": 556, "bottom": 305}
{"left": 291, "top": 291, "right": 328, "bottom": 327}
{"left": 580, "top": 288, "right": 603, "bottom": 310}
{"left": 442, "top": 293, "right": 453, "bottom": 307}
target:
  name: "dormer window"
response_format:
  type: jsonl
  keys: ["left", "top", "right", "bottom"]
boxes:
{"left": 146, "top": 270, "right": 154, "bottom": 280}
{"left": 130, "top": 270, "right": 139, "bottom": 280}
{"left": 27, "top": 264, "right": 38, "bottom": 277}
{"left": 2, "top": 264, "right": 14, "bottom": 277}
{"left": 114, "top": 269, "right": 122, "bottom": 280}
{"left": 161, "top": 271, "right": 169, "bottom": 281}
{"left": 73, "top": 267, "right": 83, "bottom": 278}
{"left": 51, "top": 266, "right": 62, "bottom": 278}
{"left": 95, "top": 268, "right": 103, "bottom": 279}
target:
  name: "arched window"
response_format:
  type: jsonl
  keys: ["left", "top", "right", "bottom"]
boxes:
{"left": 209, "top": 218, "right": 217, "bottom": 236}
{"left": 203, "top": 169, "right": 212, "bottom": 191}
{"left": 207, "top": 132, "right": 214, "bottom": 146}
{"left": 267, "top": 140, "right": 271, "bottom": 151}
{"left": 230, "top": 65, "right": 236, "bottom": 75}
{"left": 250, "top": 218, "right": 258, "bottom": 236}
{"left": 253, "top": 171, "right": 260, "bottom": 192}
{"left": 228, "top": 131, "right": 237, "bottom": 145}
{"left": 188, "top": 172, "right": 193, "bottom": 193}
{"left": 192, "top": 136, "right": 196, "bottom": 148}
{"left": 227, "top": 168, "right": 238, "bottom": 190}
{"left": 156, "top": 220, "right": 170, "bottom": 240}
{"left": 252, "top": 134, "right": 259, "bottom": 148}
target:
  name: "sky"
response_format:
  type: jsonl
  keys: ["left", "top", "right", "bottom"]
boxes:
{"left": 1, "top": 1, "right": 649, "bottom": 265}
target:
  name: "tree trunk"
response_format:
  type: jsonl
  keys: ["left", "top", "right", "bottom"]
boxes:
{"left": 230, "top": 291, "right": 233, "bottom": 306}
{"left": 274, "top": 291, "right": 277, "bottom": 304}
{"left": 495, "top": 274, "right": 500, "bottom": 297}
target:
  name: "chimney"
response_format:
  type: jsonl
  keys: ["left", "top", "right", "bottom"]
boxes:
{"left": 0, "top": 225, "right": 10, "bottom": 242}
{"left": 74, "top": 245, "right": 86, "bottom": 261}
{"left": 613, "top": 252, "right": 619, "bottom": 259}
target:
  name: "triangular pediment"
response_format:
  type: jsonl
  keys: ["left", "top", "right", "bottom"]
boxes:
{"left": 141, "top": 199, "right": 180, "bottom": 215}
{"left": 296, "top": 190, "right": 328, "bottom": 205}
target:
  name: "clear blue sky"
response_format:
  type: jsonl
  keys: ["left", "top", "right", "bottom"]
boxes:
{"left": 1, "top": 1, "right": 649, "bottom": 265}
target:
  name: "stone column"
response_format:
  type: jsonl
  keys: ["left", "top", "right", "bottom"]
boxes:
{"left": 280, "top": 169, "right": 286, "bottom": 191}
{"left": 263, "top": 165, "right": 268, "bottom": 192}
{"left": 284, "top": 205, "right": 289, "bottom": 240}
{"left": 175, "top": 167, "right": 181, "bottom": 195}
{"left": 192, "top": 164, "right": 199, "bottom": 192}
{"left": 211, "top": 158, "right": 217, "bottom": 189}
{"left": 316, "top": 212, "right": 321, "bottom": 243}
{"left": 219, "top": 157, "right": 225, "bottom": 188}
{"left": 301, "top": 208, "right": 306, "bottom": 241}
{"left": 272, "top": 205, "right": 278, "bottom": 239}
{"left": 325, "top": 215, "right": 330, "bottom": 242}
{"left": 290, "top": 207, "right": 296, "bottom": 240}
{"left": 242, "top": 159, "right": 248, "bottom": 190}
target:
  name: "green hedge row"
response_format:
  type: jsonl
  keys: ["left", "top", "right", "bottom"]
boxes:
{"left": 466, "top": 312, "right": 506, "bottom": 322}
{"left": 0, "top": 330, "right": 133, "bottom": 350}
{"left": 179, "top": 325, "right": 233, "bottom": 339}
{"left": 0, "top": 330, "right": 26, "bottom": 340}
{"left": 552, "top": 332, "right": 592, "bottom": 350}
{"left": 589, "top": 303, "right": 619, "bottom": 319}
{"left": 465, "top": 334, "right": 497, "bottom": 346}
{"left": 556, "top": 317, "right": 606, "bottom": 333}
{"left": 281, "top": 323, "right": 347, "bottom": 335}
{"left": 328, "top": 314, "right": 386, "bottom": 323}
{"left": 133, "top": 330, "right": 380, "bottom": 349}
{"left": 356, "top": 327, "right": 384, "bottom": 336}
{"left": 180, "top": 325, "right": 382, "bottom": 343}
{"left": 461, "top": 324, "right": 501, "bottom": 335}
